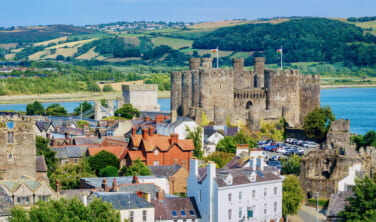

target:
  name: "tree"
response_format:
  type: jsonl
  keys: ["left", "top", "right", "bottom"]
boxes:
{"left": 73, "top": 101, "right": 93, "bottom": 115}
{"left": 216, "top": 129, "right": 257, "bottom": 153}
{"left": 304, "top": 106, "right": 335, "bottom": 143}
{"left": 56, "top": 55, "right": 65, "bottom": 60}
{"left": 11, "top": 197, "right": 120, "bottom": 222}
{"left": 202, "top": 151, "right": 235, "bottom": 168}
{"left": 76, "top": 120, "right": 89, "bottom": 129}
{"left": 185, "top": 126, "right": 203, "bottom": 158}
{"left": 36, "top": 136, "right": 58, "bottom": 177}
{"left": 50, "top": 156, "right": 96, "bottom": 190}
{"left": 282, "top": 175, "right": 304, "bottom": 218}
{"left": 88, "top": 150, "right": 120, "bottom": 175}
{"left": 339, "top": 176, "right": 376, "bottom": 221}
{"left": 45, "top": 103, "right": 67, "bottom": 116}
{"left": 120, "top": 158, "right": 151, "bottom": 176}
{"left": 26, "top": 101, "right": 44, "bottom": 115}
{"left": 114, "top": 103, "right": 140, "bottom": 119}
{"left": 352, "top": 130, "right": 376, "bottom": 151}
{"left": 99, "top": 166, "right": 119, "bottom": 177}
{"left": 102, "top": 84, "right": 114, "bottom": 92}
{"left": 280, "top": 155, "right": 302, "bottom": 176}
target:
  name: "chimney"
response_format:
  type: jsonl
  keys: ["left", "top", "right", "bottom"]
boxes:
{"left": 113, "top": 178, "right": 117, "bottom": 192}
{"left": 142, "top": 128, "right": 149, "bottom": 141}
{"left": 207, "top": 161, "right": 216, "bottom": 180}
{"left": 102, "top": 179, "right": 108, "bottom": 192}
{"left": 250, "top": 157, "right": 256, "bottom": 170}
{"left": 56, "top": 180, "right": 60, "bottom": 193}
{"left": 144, "top": 192, "right": 151, "bottom": 202}
{"left": 149, "top": 126, "right": 154, "bottom": 137}
{"left": 170, "top": 133, "right": 179, "bottom": 144}
{"left": 82, "top": 194, "right": 88, "bottom": 206}
{"left": 144, "top": 117, "right": 150, "bottom": 122}
{"left": 64, "top": 133, "right": 69, "bottom": 140}
{"left": 181, "top": 161, "right": 188, "bottom": 170}
{"left": 157, "top": 190, "right": 164, "bottom": 201}
{"left": 84, "top": 124, "right": 90, "bottom": 135}
{"left": 171, "top": 110, "right": 177, "bottom": 123}
{"left": 132, "top": 175, "right": 139, "bottom": 184}
{"left": 257, "top": 156, "right": 264, "bottom": 171}
{"left": 132, "top": 127, "right": 136, "bottom": 136}
{"left": 155, "top": 115, "right": 164, "bottom": 124}
{"left": 236, "top": 144, "right": 249, "bottom": 156}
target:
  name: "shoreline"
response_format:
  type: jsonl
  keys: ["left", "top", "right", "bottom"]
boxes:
{"left": 0, "top": 91, "right": 171, "bottom": 105}
{"left": 0, "top": 85, "right": 375, "bottom": 104}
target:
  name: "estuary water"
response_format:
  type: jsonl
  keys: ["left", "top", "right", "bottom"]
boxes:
{"left": 0, "top": 88, "right": 375, "bottom": 135}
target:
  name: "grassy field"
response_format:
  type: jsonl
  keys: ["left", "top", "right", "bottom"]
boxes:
{"left": 0, "top": 43, "right": 18, "bottom": 50}
{"left": 76, "top": 47, "right": 98, "bottom": 60}
{"left": 34, "top": 36, "right": 67, "bottom": 46}
{"left": 152, "top": 37, "right": 193, "bottom": 49}
{"left": 189, "top": 20, "right": 251, "bottom": 29}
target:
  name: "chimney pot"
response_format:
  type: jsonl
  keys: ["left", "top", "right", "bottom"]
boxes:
{"left": 56, "top": 180, "right": 60, "bottom": 193}
{"left": 132, "top": 127, "right": 136, "bottom": 136}
{"left": 113, "top": 178, "right": 117, "bottom": 192}
{"left": 149, "top": 126, "right": 154, "bottom": 137}
{"left": 171, "top": 133, "right": 179, "bottom": 144}
{"left": 157, "top": 190, "right": 164, "bottom": 201}
{"left": 142, "top": 128, "right": 149, "bottom": 140}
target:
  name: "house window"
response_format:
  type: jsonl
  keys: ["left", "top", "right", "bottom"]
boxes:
{"left": 264, "top": 203, "right": 267, "bottom": 214}
{"left": 142, "top": 210, "right": 147, "bottom": 222}
{"left": 228, "top": 193, "right": 232, "bottom": 202}
{"left": 274, "top": 202, "right": 277, "bottom": 212}
{"left": 39, "top": 195, "right": 49, "bottom": 202}
{"left": 274, "top": 186, "right": 277, "bottom": 195}
{"left": 17, "top": 196, "right": 30, "bottom": 205}
{"left": 129, "top": 211, "right": 134, "bottom": 222}
{"left": 264, "top": 188, "right": 267, "bottom": 197}
{"left": 8, "top": 154, "right": 13, "bottom": 160}
{"left": 154, "top": 150, "right": 159, "bottom": 155}
{"left": 239, "top": 191, "right": 242, "bottom": 201}
{"left": 252, "top": 190, "right": 255, "bottom": 199}
{"left": 228, "top": 209, "right": 232, "bottom": 220}
{"left": 154, "top": 161, "right": 159, "bottom": 166}
{"left": 239, "top": 207, "right": 242, "bottom": 218}
{"left": 7, "top": 132, "right": 14, "bottom": 143}
{"left": 74, "top": 159, "right": 78, "bottom": 164}
{"left": 247, "top": 207, "right": 253, "bottom": 218}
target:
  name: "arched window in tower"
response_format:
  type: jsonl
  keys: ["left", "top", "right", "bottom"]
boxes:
{"left": 246, "top": 101, "right": 253, "bottom": 109}
{"left": 8, "top": 154, "right": 13, "bottom": 160}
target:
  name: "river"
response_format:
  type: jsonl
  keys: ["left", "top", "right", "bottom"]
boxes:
{"left": 0, "top": 88, "right": 374, "bottom": 135}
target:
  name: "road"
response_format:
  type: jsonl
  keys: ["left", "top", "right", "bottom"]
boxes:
{"left": 298, "top": 206, "right": 327, "bottom": 222}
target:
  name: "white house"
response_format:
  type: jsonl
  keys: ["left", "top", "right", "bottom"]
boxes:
{"left": 338, "top": 162, "right": 362, "bottom": 192}
{"left": 204, "top": 128, "right": 224, "bottom": 156}
{"left": 187, "top": 158, "right": 284, "bottom": 222}
{"left": 89, "top": 192, "right": 155, "bottom": 222}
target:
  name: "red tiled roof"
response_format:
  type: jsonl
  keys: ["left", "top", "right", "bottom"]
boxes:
{"left": 102, "top": 138, "right": 128, "bottom": 147}
{"left": 130, "top": 135, "right": 143, "bottom": 148}
{"left": 140, "top": 135, "right": 195, "bottom": 152}
{"left": 128, "top": 150, "right": 146, "bottom": 161}
{"left": 88, "top": 146, "right": 128, "bottom": 160}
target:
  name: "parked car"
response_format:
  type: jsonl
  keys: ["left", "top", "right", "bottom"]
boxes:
{"left": 267, "top": 160, "right": 282, "bottom": 170}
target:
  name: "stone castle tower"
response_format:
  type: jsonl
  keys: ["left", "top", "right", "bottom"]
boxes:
{"left": 171, "top": 57, "right": 320, "bottom": 130}
{"left": 0, "top": 115, "right": 36, "bottom": 180}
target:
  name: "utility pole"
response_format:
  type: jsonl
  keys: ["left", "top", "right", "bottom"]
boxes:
{"left": 316, "top": 191, "right": 319, "bottom": 222}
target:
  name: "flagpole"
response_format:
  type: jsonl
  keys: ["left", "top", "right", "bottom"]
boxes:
{"left": 280, "top": 46, "right": 283, "bottom": 71}
{"left": 216, "top": 46, "right": 219, "bottom": 69}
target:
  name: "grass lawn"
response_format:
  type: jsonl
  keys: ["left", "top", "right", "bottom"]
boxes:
{"left": 152, "top": 37, "right": 193, "bottom": 49}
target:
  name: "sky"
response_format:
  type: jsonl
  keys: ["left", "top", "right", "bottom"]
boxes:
{"left": 1, "top": 0, "right": 375, "bottom": 27}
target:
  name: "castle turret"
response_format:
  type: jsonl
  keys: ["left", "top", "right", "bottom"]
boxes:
{"left": 171, "top": 71, "right": 182, "bottom": 113}
{"left": 254, "top": 57, "right": 265, "bottom": 88}
{"left": 189, "top": 58, "right": 200, "bottom": 71}
{"left": 201, "top": 58, "right": 212, "bottom": 69}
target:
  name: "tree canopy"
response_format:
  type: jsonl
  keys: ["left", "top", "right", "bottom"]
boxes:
{"left": 351, "top": 130, "right": 376, "bottom": 151}
{"left": 303, "top": 106, "right": 335, "bottom": 143}
{"left": 120, "top": 158, "right": 151, "bottom": 176}
{"left": 339, "top": 176, "right": 376, "bottom": 221}
{"left": 88, "top": 150, "right": 120, "bottom": 175}
{"left": 216, "top": 129, "right": 257, "bottom": 153}
{"left": 26, "top": 101, "right": 44, "bottom": 115}
{"left": 36, "top": 136, "right": 58, "bottom": 177}
{"left": 73, "top": 101, "right": 93, "bottom": 115}
{"left": 45, "top": 103, "right": 68, "bottom": 117}
{"left": 114, "top": 103, "right": 140, "bottom": 119}
{"left": 10, "top": 197, "right": 120, "bottom": 222}
{"left": 99, "top": 166, "right": 119, "bottom": 177}
{"left": 185, "top": 126, "right": 203, "bottom": 158}
{"left": 280, "top": 155, "right": 302, "bottom": 176}
{"left": 282, "top": 175, "right": 304, "bottom": 217}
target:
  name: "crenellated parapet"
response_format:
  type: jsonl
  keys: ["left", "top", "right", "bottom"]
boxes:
{"left": 234, "top": 88, "right": 266, "bottom": 100}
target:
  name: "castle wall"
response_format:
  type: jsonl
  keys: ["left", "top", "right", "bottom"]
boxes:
{"left": 233, "top": 58, "right": 254, "bottom": 89}
{"left": 171, "top": 71, "right": 182, "bottom": 113}
{"left": 182, "top": 71, "right": 193, "bottom": 116}
{"left": 265, "top": 69, "right": 301, "bottom": 127}
{"left": 234, "top": 88, "right": 266, "bottom": 126}
{"left": 0, "top": 116, "right": 36, "bottom": 180}
{"left": 299, "top": 74, "right": 321, "bottom": 125}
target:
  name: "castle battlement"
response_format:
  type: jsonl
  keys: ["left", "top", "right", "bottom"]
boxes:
{"left": 122, "top": 84, "right": 158, "bottom": 91}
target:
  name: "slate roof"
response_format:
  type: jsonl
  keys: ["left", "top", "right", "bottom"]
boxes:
{"left": 151, "top": 197, "right": 201, "bottom": 220}
{"left": 88, "top": 146, "right": 128, "bottom": 160}
{"left": 51, "top": 146, "right": 85, "bottom": 159}
{"left": 223, "top": 152, "right": 250, "bottom": 169}
{"left": 327, "top": 188, "right": 354, "bottom": 218}
{"left": 0, "top": 186, "right": 12, "bottom": 217}
{"left": 92, "top": 192, "right": 154, "bottom": 210}
{"left": 0, "top": 180, "right": 40, "bottom": 192}
{"left": 158, "top": 116, "right": 195, "bottom": 128}
{"left": 81, "top": 176, "right": 158, "bottom": 188}
{"left": 59, "top": 189, "right": 93, "bottom": 200}
{"left": 36, "top": 155, "right": 47, "bottom": 172}
{"left": 148, "top": 164, "right": 181, "bottom": 177}
{"left": 35, "top": 121, "right": 54, "bottom": 132}
{"left": 57, "top": 126, "right": 84, "bottom": 136}
{"left": 101, "top": 138, "right": 128, "bottom": 147}
{"left": 118, "top": 184, "right": 162, "bottom": 198}
{"left": 73, "top": 137, "right": 99, "bottom": 145}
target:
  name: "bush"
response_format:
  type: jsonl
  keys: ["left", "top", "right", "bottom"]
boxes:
{"left": 99, "top": 166, "right": 119, "bottom": 177}
{"left": 86, "top": 81, "right": 101, "bottom": 92}
{"left": 102, "top": 84, "right": 114, "bottom": 92}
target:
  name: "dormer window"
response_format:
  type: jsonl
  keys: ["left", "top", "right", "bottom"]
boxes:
{"left": 249, "top": 171, "right": 257, "bottom": 182}
{"left": 225, "top": 174, "right": 233, "bottom": 185}
{"left": 154, "top": 150, "right": 159, "bottom": 155}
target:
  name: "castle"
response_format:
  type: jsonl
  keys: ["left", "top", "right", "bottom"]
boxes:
{"left": 171, "top": 57, "right": 320, "bottom": 130}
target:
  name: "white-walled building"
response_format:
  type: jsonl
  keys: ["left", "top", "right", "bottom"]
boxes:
{"left": 187, "top": 158, "right": 283, "bottom": 222}
{"left": 338, "top": 162, "right": 362, "bottom": 192}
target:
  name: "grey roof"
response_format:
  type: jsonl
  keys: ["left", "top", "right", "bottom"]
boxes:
{"left": 36, "top": 155, "right": 47, "bottom": 172}
{"left": 36, "top": 121, "right": 54, "bottom": 132}
{"left": 148, "top": 164, "right": 181, "bottom": 177}
{"left": 118, "top": 184, "right": 161, "bottom": 198}
{"left": 0, "top": 186, "right": 12, "bottom": 216}
{"left": 204, "top": 127, "right": 217, "bottom": 138}
{"left": 81, "top": 176, "right": 158, "bottom": 189}
{"left": 51, "top": 146, "right": 84, "bottom": 159}
{"left": 92, "top": 192, "right": 154, "bottom": 210}
{"left": 73, "top": 137, "right": 98, "bottom": 145}
{"left": 152, "top": 197, "right": 201, "bottom": 220}
{"left": 327, "top": 188, "right": 354, "bottom": 218}
{"left": 158, "top": 116, "right": 195, "bottom": 129}
{"left": 223, "top": 152, "right": 250, "bottom": 169}
{"left": 59, "top": 189, "right": 93, "bottom": 200}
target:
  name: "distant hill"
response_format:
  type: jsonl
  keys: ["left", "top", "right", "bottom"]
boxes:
{"left": 192, "top": 18, "right": 376, "bottom": 65}
{"left": 0, "top": 25, "right": 97, "bottom": 44}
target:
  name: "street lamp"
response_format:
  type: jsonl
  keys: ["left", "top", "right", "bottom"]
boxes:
{"left": 316, "top": 191, "right": 319, "bottom": 222}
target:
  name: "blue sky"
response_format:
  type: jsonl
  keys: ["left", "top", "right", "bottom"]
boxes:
{"left": 1, "top": 0, "right": 375, "bottom": 27}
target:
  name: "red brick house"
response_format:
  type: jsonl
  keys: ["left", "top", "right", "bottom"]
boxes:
{"left": 125, "top": 127, "right": 194, "bottom": 169}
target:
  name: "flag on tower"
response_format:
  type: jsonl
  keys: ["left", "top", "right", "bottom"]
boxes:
{"left": 211, "top": 46, "right": 219, "bottom": 69}
{"left": 277, "top": 48, "right": 282, "bottom": 54}
{"left": 211, "top": 48, "right": 218, "bottom": 53}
